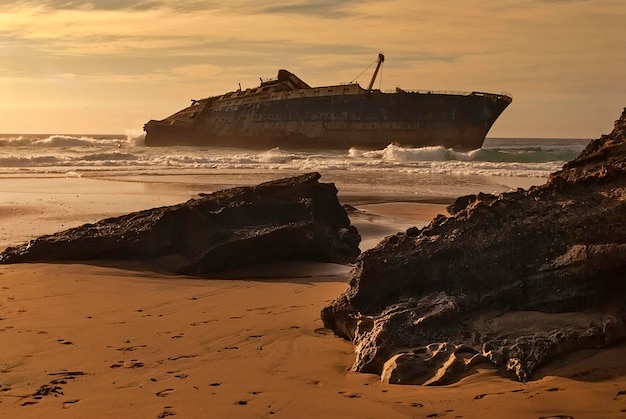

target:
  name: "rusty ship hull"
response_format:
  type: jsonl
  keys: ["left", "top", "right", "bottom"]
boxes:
{"left": 145, "top": 66, "right": 512, "bottom": 150}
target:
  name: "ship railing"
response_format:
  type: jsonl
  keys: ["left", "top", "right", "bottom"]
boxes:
{"left": 383, "top": 88, "right": 512, "bottom": 99}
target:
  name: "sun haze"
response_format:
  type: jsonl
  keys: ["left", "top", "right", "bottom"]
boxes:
{"left": 1, "top": 0, "right": 624, "bottom": 138}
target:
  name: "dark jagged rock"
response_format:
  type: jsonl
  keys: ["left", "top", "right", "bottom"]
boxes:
{"left": 0, "top": 172, "right": 360, "bottom": 275}
{"left": 446, "top": 192, "right": 499, "bottom": 216}
{"left": 322, "top": 108, "right": 626, "bottom": 385}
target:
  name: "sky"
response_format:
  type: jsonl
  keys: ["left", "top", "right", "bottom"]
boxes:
{"left": 1, "top": 0, "right": 624, "bottom": 138}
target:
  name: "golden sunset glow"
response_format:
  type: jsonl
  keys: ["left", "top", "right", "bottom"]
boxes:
{"left": 1, "top": 0, "right": 624, "bottom": 137}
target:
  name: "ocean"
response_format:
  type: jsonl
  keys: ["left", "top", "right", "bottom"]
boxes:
{"left": 0, "top": 133, "right": 591, "bottom": 202}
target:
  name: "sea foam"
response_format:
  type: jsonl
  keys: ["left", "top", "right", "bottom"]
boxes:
{"left": 0, "top": 134, "right": 590, "bottom": 178}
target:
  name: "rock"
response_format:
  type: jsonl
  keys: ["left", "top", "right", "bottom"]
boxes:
{"left": 0, "top": 172, "right": 361, "bottom": 275}
{"left": 446, "top": 192, "right": 498, "bottom": 215}
{"left": 381, "top": 343, "right": 485, "bottom": 386}
{"left": 321, "top": 108, "right": 626, "bottom": 384}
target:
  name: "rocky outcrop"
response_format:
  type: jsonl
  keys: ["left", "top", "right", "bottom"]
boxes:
{"left": 0, "top": 172, "right": 360, "bottom": 275}
{"left": 322, "top": 108, "right": 626, "bottom": 384}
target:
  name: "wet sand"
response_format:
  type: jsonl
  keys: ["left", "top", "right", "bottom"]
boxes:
{"left": 1, "top": 172, "right": 625, "bottom": 418}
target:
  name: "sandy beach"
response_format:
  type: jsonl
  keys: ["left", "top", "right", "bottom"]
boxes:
{"left": 1, "top": 171, "right": 625, "bottom": 418}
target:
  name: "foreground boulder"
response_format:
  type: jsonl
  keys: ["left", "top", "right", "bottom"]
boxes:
{"left": 322, "top": 108, "right": 626, "bottom": 384}
{"left": 0, "top": 172, "right": 360, "bottom": 275}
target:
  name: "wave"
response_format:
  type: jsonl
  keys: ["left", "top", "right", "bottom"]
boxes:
{"left": 125, "top": 129, "right": 146, "bottom": 147}
{"left": 351, "top": 145, "right": 460, "bottom": 161}
{"left": 350, "top": 144, "right": 581, "bottom": 164}
{"left": 0, "top": 155, "right": 64, "bottom": 167}
{"left": 0, "top": 135, "right": 585, "bottom": 163}
{"left": 0, "top": 134, "right": 134, "bottom": 148}
{"left": 258, "top": 147, "right": 295, "bottom": 164}
{"left": 0, "top": 136, "right": 588, "bottom": 178}
{"left": 82, "top": 152, "right": 139, "bottom": 162}
{"left": 468, "top": 147, "right": 580, "bottom": 163}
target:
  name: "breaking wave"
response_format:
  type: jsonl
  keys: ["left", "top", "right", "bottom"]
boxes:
{"left": 349, "top": 143, "right": 582, "bottom": 164}
{"left": 0, "top": 134, "right": 136, "bottom": 148}
{"left": 0, "top": 134, "right": 590, "bottom": 178}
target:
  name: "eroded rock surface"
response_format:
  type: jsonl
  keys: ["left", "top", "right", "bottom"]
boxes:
{"left": 0, "top": 172, "right": 360, "bottom": 275}
{"left": 322, "top": 108, "right": 626, "bottom": 384}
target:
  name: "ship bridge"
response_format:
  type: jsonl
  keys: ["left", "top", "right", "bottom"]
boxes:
{"left": 260, "top": 69, "right": 311, "bottom": 90}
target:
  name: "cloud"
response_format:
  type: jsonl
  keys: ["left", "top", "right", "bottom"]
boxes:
{"left": 0, "top": 0, "right": 363, "bottom": 15}
{"left": 254, "top": 0, "right": 361, "bottom": 16}
{"left": 0, "top": 0, "right": 624, "bottom": 136}
{"left": 1, "top": 0, "right": 195, "bottom": 12}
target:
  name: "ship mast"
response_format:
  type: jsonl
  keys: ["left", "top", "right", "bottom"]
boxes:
{"left": 367, "top": 53, "right": 385, "bottom": 90}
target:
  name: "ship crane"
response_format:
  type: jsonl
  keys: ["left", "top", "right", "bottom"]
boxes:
{"left": 367, "top": 53, "right": 385, "bottom": 90}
